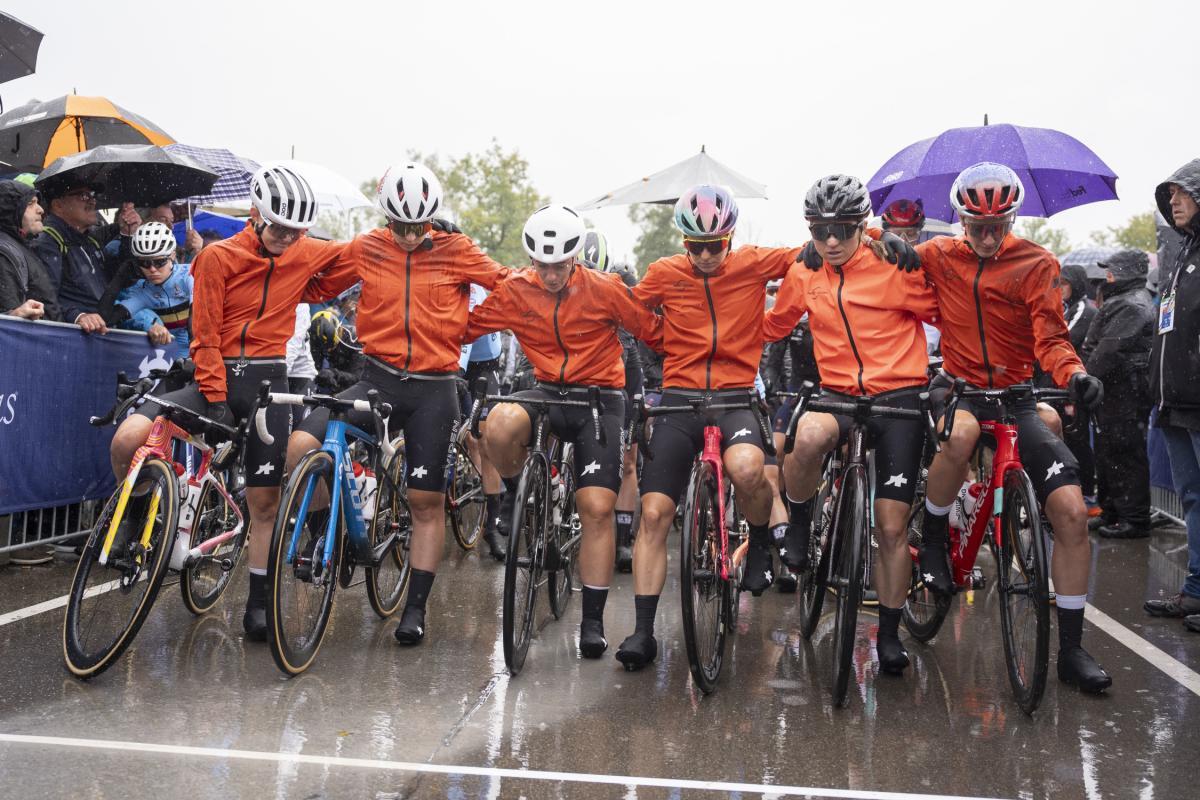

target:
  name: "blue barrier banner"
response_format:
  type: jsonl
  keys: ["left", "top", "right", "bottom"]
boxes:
{"left": 0, "top": 316, "right": 167, "bottom": 514}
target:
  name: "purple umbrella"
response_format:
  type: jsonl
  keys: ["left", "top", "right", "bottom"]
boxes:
{"left": 868, "top": 123, "right": 1118, "bottom": 222}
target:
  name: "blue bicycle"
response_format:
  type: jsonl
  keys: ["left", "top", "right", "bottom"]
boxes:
{"left": 256, "top": 386, "right": 410, "bottom": 676}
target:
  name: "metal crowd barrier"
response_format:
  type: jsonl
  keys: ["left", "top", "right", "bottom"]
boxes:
{"left": 0, "top": 499, "right": 99, "bottom": 556}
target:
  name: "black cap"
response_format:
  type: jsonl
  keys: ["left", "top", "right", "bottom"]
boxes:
{"left": 1098, "top": 249, "right": 1149, "bottom": 279}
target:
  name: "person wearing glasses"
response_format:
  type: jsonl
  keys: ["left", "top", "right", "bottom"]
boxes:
{"left": 109, "top": 165, "right": 356, "bottom": 642}
{"left": 286, "top": 162, "right": 510, "bottom": 647}
{"left": 107, "top": 221, "right": 193, "bottom": 359}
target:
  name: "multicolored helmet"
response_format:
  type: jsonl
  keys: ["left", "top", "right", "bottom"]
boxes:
{"left": 881, "top": 198, "right": 925, "bottom": 229}
{"left": 579, "top": 231, "right": 611, "bottom": 271}
{"left": 950, "top": 162, "right": 1025, "bottom": 219}
{"left": 674, "top": 185, "right": 738, "bottom": 238}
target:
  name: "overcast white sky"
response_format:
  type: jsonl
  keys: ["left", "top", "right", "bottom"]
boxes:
{"left": 3, "top": 0, "right": 1196, "bottom": 261}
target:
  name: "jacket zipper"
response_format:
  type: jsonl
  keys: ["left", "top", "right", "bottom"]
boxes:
{"left": 238, "top": 255, "right": 276, "bottom": 359}
{"left": 553, "top": 291, "right": 569, "bottom": 383}
{"left": 834, "top": 266, "right": 866, "bottom": 394}
{"left": 702, "top": 275, "right": 718, "bottom": 390}
{"left": 402, "top": 251, "right": 413, "bottom": 372}
{"left": 973, "top": 257, "right": 993, "bottom": 388}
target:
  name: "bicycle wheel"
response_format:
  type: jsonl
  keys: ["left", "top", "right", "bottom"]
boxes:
{"left": 547, "top": 458, "right": 578, "bottom": 619}
{"left": 63, "top": 458, "right": 178, "bottom": 678}
{"left": 725, "top": 485, "right": 745, "bottom": 627}
{"left": 366, "top": 448, "right": 412, "bottom": 618}
{"left": 831, "top": 465, "right": 868, "bottom": 708}
{"left": 503, "top": 454, "right": 547, "bottom": 675}
{"left": 799, "top": 457, "right": 836, "bottom": 640}
{"left": 901, "top": 503, "right": 953, "bottom": 642}
{"left": 449, "top": 429, "right": 486, "bottom": 550}
{"left": 680, "top": 460, "right": 729, "bottom": 695}
{"left": 180, "top": 473, "right": 248, "bottom": 615}
{"left": 996, "top": 467, "right": 1050, "bottom": 715}
{"left": 267, "top": 450, "right": 341, "bottom": 676}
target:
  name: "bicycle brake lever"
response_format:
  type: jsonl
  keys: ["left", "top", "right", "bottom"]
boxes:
{"left": 783, "top": 381, "right": 816, "bottom": 455}
{"left": 919, "top": 391, "right": 941, "bottom": 454}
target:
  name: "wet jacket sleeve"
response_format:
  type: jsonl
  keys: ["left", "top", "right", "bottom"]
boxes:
{"left": 464, "top": 280, "right": 513, "bottom": 341}
{"left": 456, "top": 236, "right": 511, "bottom": 288}
{"left": 609, "top": 281, "right": 662, "bottom": 350}
{"left": 1025, "top": 259, "right": 1084, "bottom": 387}
{"left": 0, "top": 250, "right": 24, "bottom": 312}
{"left": 98, "top": 263, "right": 139, "bottom": 325}
{"left": 632, "top": 263, "right": 666, "bottom": 310}
{"left": 303, "top": 239, "right": 358, "bottom": 303}
{"left": 756, "top": 246, "right": 804, "bottom": 280}
{"left": 189, "top": 250, "right": 229, "bottom": 402}
{"left": 901, "top": 269, "right": 940, "bottom": 326}
{"left": 763, "top": 264, "right": 809, "bottom": 341}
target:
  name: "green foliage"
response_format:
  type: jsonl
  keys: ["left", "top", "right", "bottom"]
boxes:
{"left": 1089, "top": 211, "right": 1157, "bottom": 252}
{"left": 628, "top": 204, "right": 683, "bottom": 273}
{"left": 1016, "top": 218, "right": 1072, "bottom": 256}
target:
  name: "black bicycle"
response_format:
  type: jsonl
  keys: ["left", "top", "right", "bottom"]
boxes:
{"left": 783, "top": 382, "right": 938, "bottom": 707}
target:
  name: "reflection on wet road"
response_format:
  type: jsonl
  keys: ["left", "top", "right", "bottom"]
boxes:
{"left": 1, "top": 525, "right": 1197, "bottom": 799}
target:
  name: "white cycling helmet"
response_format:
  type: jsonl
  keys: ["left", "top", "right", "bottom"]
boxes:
{"left": 377, "top": 162, "right": 443, "bottom": 223}
{"left": 250, "top": 165, "right": 318, "bottom": 230}
{"left": 522, "top": 204, "right": 585, "bottom": 264}
{"left": 131, "top": 221, "right": 177, "bottom": 258}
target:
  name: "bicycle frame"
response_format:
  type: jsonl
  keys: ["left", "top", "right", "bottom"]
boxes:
{"left": 699, "top": 425, "right": 734, "bottom": 582}
{"left": 947, "top": 418, "right": 1021, "bottom": 587}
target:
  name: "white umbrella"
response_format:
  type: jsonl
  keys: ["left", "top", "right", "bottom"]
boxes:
{"left": 576, "top": 146, "right": 767, "bottom": 210}
{"left": 262, "top": 159, "right": 372, "bottom": 212}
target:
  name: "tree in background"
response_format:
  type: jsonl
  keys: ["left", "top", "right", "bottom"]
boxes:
{"left": 1016, "top": 218, "right": 1072, "bottom": 256}
{"left": 629, "top": 204, "right": 683, "bottom": 274}
{"left": 1089, "top": 211, "right": 1157, "bottom": 251}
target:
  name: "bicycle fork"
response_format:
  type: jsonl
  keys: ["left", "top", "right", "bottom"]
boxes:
{"left": 701, "top": 427, "right": 732, "bottom": 582}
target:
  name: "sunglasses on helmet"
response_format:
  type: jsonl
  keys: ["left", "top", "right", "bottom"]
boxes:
{"left": 808, "top": 222, "right": 861, "bottom": 242}
{"left": 683, "top": 235, "right": 730, "bottom": 256}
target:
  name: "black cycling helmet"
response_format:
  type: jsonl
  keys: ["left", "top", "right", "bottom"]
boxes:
{"left": 579, "top": 231, "right": 611, "bottom": 271}
{"left": 804, "top": 174, "right": 872, "bottom": 221}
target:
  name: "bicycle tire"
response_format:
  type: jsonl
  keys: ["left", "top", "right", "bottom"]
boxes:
{"left": 63, "top": 457, "right": 178, "bottom": 679}
{"left": 996, "top": 467, "right": 1050, "bottom": 715}
{"left": 680, "top": 460, "right": 728, "bottom": 695}
{"left": 180, "top": 472, "right": 248, "bottom": 615}
{"left": 548, "top": 456, "right": 577, "bottom": 619}
{"left": 831, "top": 465, "right": 868, "bottom": 708}
{"left": 503, "top": 454, "right": 547, "bottom": 675}
{"left": 366, "top": 447, "right": 411, "bottom": 618}
{"left": 449, "top": 429, "right": 486, "bottom": 550}
{"left": 725, "top": 484, "right": 745, "bottom": 627}
{"left": 799, "top": 457, "right": 836, "bottom": 640}
{"left": 901, "top": 503, "right": 953, "bottom": 642}
{"left": 267, "top": 450, "right": 340, "bottom": 676}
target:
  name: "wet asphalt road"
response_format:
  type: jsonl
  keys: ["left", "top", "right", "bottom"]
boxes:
{"left": 0, "top": 524, "right": 1197, "bottom": 799}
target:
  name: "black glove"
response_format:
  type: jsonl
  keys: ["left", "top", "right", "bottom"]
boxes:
{"left": 798, "top": 241, "right": 823, "bottom": 271}
{"left": 430, "top": 218, "right": 462, "bottom": 235}
{"left": 316, "top": 368, "right": 336, "bottom": 390}
{"left": 880, "top": 231, "right": 921, "bottom": 272}
{"left": 1070, "top": 373, "right": 1104, "bottom": 410}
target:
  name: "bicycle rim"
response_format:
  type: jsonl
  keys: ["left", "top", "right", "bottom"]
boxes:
{"left": 799, "top": 463, "right": 835, "bottom": 639}
{"left": 267, "top": 450, "right": 340, "bottom": 676}
{"left": 63, "top": 458, "right": 178, "bottom": 678}
{"left": 449, "top": 433, "right": 485, "bottom": 550}
{"left": 180, "top": 473, "right": 247, "bottom": 615}
{"left": 832, "top": 467, "right": 867, "bottom": 708}
{"left": 680, "top": 462, "right": 726, "bottom": 695}
{"left": 901, "top": 503, "right": 953, "bottom": 642}
{"left": 503, "top": 456, "right": 546, "bottom": 675}
{"left": 548, "top": 460, "right": 578, "bottom": 619}
{"left": 997, "top": 467, "right": 1050, "bottom": 714}
{"left": 366, "top": 451, "right": 412, "bottom": 618}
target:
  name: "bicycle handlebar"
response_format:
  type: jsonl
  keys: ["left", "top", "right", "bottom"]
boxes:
{"left": 634, "top": 391, "right": 776, "bottom": 460}
{"left": 255, "top": 382, "right": 395, "bottom": 461}
{"left": 939, "top": 380, "right": 1092, "bottom": 441}
{"left": 782, "top": 381, "right": 940, "bottom": 456}
{"left": 467, "top": 380, "right": 607, "bottom": 445}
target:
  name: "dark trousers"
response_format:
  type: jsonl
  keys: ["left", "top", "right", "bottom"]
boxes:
{"left": 1095, "top": 384, "right": 1151, "bottom": 528}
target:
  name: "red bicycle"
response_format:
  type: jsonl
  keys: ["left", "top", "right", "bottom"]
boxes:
{"left": 903, "top": 380, "right": 1073, "bottom": 714}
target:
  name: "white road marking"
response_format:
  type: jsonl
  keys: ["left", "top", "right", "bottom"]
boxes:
{"left": 0, "top": 733, "right": 1012, "bottom": 800}
{"left": 1085, "top": 602, "right": 1200, "bottom": 697}
{"left": 0, "top": 580, "right": 120, "bottom": 627}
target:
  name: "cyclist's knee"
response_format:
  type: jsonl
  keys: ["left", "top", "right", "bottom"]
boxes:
{"left": 1037, "top": 402, "right": 1063, "bottom": 438}
{"left": 245, "top": 486, "right": 279, "bottom": 518}
{"left": 407, "top": 488, "right": 444, "bottom": 519}
{"left": 286, "top": 430, "right": 321, "bottom": 469}
{"left": 576, "top": 488, "right": 616, "bottom": 521}
{"left": 639, "top": 494, "right": 675, "bottom": 537}
{"left": 111, "top": 415, "right": 151, "bottom": 458}
{"left": 724, "top": 450, "right": 766, "bottom": 491}
{"left": 1045, "top": 485, "right": 1087, "bottom": 535}
{"left": 943, "top": 414, "right": 980, "bottom": 461}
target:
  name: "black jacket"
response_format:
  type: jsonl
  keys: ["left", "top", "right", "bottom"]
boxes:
{"left": 1061, "top": 263, "right": 1097, "bottom": 354}
{"left": 1083, "top": 275, "right": 1153, "bottom": 382}
{"left": 1152, "top": 160, "right": 1200, "bottom": 428}
{"left": 32, "top": 211, "right": 120, "bottom": 323}
{"left": 0, "top": 181, "right": 62, "bottom": 322}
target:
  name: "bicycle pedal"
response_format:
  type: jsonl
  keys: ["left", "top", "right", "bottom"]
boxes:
{"left": 691, "top": 569, "right": 715, "bottom": 581}
{"left": 970, "top": 568, "right": 986, "bottom": 589}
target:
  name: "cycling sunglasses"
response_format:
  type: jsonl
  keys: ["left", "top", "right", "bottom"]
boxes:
{"left": 138, "top": 257, "right": 172, "bottom": 270}
{"left": 808, "top": 222, "right": 861, "bottom": 242}
{"left": 683, "top": 235, "right": 730, "bottom": 256}
{"left": 391, "top": 220, "right": 431, "bottom": 238}
{"left": 265, "top": 222, "right": 307, "bottom": 242}
{"left": 963, "top": 219, "right": 1012, "bottom": 240}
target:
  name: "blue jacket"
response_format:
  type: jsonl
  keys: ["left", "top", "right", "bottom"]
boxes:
{"left": 32, "top": 213, "right": 122, "bottom": 323}
{"left": 116, "top": 263, "right": 193, "bottom": 359}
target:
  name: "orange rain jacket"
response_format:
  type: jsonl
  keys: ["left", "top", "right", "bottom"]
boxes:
{"left": 634, "top": 245, "right": 800, "bottom": 390}
{"left": 190, "top": 225, "right": 352, "bottom": 402}
{"left": 466, "top": 266, "right": 661, "bottom": 388}
{"left": 317, "top": 228, "right": 509, "bottom": 374}
{"left": 763, "top": 244, "right": 939, "bottom": 395}
{"left": 916, "top": 234, "right": 1083, "bottom": 388}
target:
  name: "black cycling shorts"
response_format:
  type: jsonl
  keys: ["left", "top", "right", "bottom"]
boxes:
{"left": 298, "top": 357, "right": 459, "bottom": 493}
{"left": 640, "top": 388, "right": 767, "bottom": 505}
{"left": 929, "top": 373, "right": 1080, "bottom": 503}
{"left": 818, "top": 387, "right": 926, "bottom": 505}
{"left": 463, "top": 357, "right": 501, "bottom": 420}
{"left": 135, "top": 359, "right": 289, "bottom": 488}
{"left": 508, "top": 386, "right": 625, "bottom": 493}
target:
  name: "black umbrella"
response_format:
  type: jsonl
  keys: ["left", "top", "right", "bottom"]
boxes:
{"left": 0, "top": 13, "right": 42, "bottom": 86}
{"left": 36, "top": 144, "right": 219, "bottom": 207}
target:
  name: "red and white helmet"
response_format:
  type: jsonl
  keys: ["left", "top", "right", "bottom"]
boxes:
{"left": 376, "top": 162, "right": 443, "bottom": 223}
{"left": 950, "top": 162, "right": 1025, "bottom": 219}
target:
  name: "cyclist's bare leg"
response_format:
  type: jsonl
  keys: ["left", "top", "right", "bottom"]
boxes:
{"left": 615, "top": 444, "right": 639, "bottom": 512}
{"left": 925, "top": 410, "right": 981, "bottom": 506}
{"left": 480, "top": 402, "right": 532, "bottom": 479}
{"left": 110, "top": 414, "right": 153, "bottom": 479}
{"left": 1044, "top": 484, "right": 1089, "bottom": 596}
{"left": 1038, "top": 402, "right": 1064, "bottom": 439}
{"left": 782, "top": 412, "right": 840, "bottom": 501}
{"left": 577, "top": 486, "right": 617, "bottom": 587}
{"left": 407, "top": 488, "right": 447, "bottom": 573}
{"left": 468, "top": 425, "right": 501, "bottom": 494}
{"left": 284, "top": 429, "right": 330, "bottom": 506}
{"left": 873, "top": 498, "right": 912, "bottom": 608}
{"left": 245, "top": 486, "right": 281, "bottom": 571}
{"left": 632, "top": 491, "right": 676, "bottom": 595}
{"left": 723, "top": 443, "right": 771, "bottom": 525}
{"left": 764, "top": 464, "right": 788, "bottom": 527}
